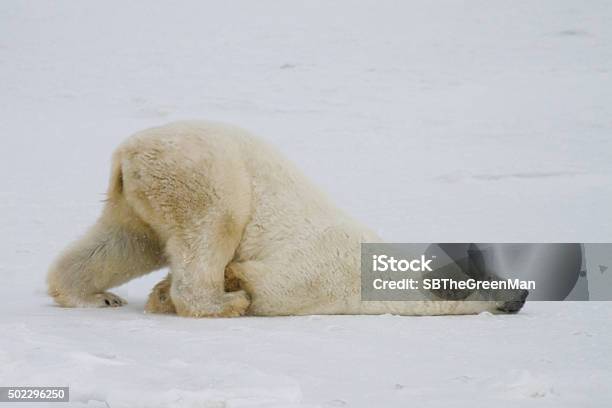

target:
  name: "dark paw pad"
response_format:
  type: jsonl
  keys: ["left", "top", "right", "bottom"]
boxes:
{"left": 497, "top": 290, "right": 529, "bottom": 313}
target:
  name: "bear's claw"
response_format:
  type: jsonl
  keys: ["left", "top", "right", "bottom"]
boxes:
{"left": 94, "top": 292, "right": 127, "bottom": 307}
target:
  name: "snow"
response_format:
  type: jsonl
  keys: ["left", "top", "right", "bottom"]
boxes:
{"left": 1, "top": 0, "right": 611, "bottom": 406}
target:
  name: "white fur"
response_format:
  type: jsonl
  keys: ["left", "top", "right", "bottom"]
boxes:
{"left": 48, "top": 121, "right": 500, "bottom": 317}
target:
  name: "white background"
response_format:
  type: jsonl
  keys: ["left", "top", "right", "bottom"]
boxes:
{"left": 1, "top": 1, "right": 611, "bottom": 407}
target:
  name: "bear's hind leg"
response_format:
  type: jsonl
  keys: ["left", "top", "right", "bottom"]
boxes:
{"left": 47, "top": 205, "right": 166, "bottom": 308}
{"left": 145, "top": 265, "right": 243, "bottom": 314}
{"left": 116, "top": 130, "right": 252, "bottom": 317}
{"left": 165, "top": 222, "right": 250, "bottom": 318}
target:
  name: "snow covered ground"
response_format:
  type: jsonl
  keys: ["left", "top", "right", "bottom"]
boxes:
{"left": 1, "top": 0, "right": 611, "bottom": 406}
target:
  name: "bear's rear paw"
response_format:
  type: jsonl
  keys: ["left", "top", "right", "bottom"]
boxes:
{"left": 217, "top": 290, "right": 251, "bottom": 317}
{"left": 94, "top": 292, "right": 127, "bottom": 307}
{"left": 175, "top": 290, "right": 251, "bottom": 318}
{"left": 50, "top": 291, "right": 127, "bottom": 308}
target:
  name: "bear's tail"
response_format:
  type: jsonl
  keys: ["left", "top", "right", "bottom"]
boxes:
{"left": 107, "top": 151, "right": 124, "bottom": 201}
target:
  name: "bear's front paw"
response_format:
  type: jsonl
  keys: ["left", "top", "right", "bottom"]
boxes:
{"left": 145, "top": 276, "right": 176, "bottom": 314}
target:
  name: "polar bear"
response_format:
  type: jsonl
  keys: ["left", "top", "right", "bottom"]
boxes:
{"left": 47, "top": 121, "right": 527, "bottom": 317}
